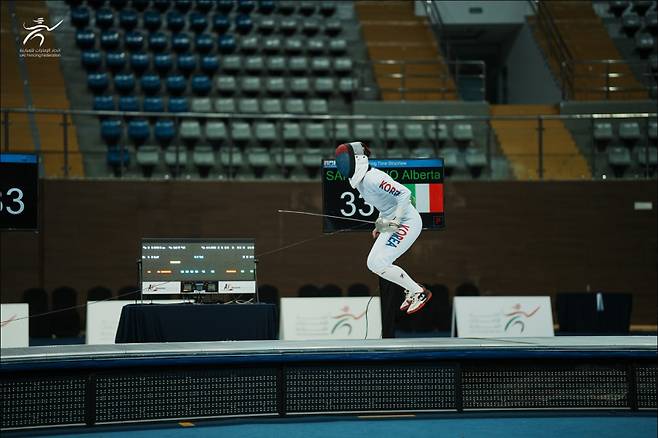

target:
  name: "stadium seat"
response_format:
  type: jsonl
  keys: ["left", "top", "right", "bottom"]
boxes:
{"left": 266, "top": 56, "right": 286, "bottom": 74}
{"left": 607, "top": 146, "right": 631, "bottom": 177}
{"left": 635, "top": 33, "right": 655, "bottom": 58}
{"left": 87, "top": 72, "right": 109, "bottom": 94}
{"left": 219, "top": 149, "right": 245, "bottom": 172}
{"left": 93, "top": 95, "right": 115, "bottom": 111}
{"left": 101, "top": 119, "right": 122, "bottom": 144}
{"left": 124, "top": 30, "right": 144, "bottom": 51}
{"left": 200, "top": 55, "right": 219, "bottom": 74}
{"left": 646, "top": 11, "right": 658, "bottom": 36}
{"left": 231, "top": 122, "right": 253, "bottom": 144}
{"left": 289, "top": 56, "right": 309, "bottom": 75}
{"left": 218, "top": 34, "right": 237, "bottom": 53}
{"left": 300, "top": 147, "right": 324, "bottom": 177}
{"left": 619, "top": 121, "right": 641, "bottom": 146}
{"left": 143, "top": 10, "right": 162, "bottom": 31}
{"left": 180, "top": 120, "right": 202, "bottom": 144}
{"left": 284, "top": 98, "right": 305, "bottom": 113}
{"left": 265, "top": 77, "right": 286, "bottom": 95}
{"left": 273, "top": 148, "right": 299, "bottom": 177}
{"left": 205, "top": 121, "right": 228, "bottom": 145}
{"left": 320, "top": 1, "right": 337, "bottom": 17}
{"left": 81, "top": 50, "right": 102, "bottom": 71}
{"left": 189, "top": 11, "right": 208, "bottom": 33}
{"left": 263, "top": 36, "right": 282, "bottom": 54}
{"left": 453, "top": 123, "right": 474, "bottom": 144}
{"left": 128, "top": 119, "right": 150, "bottom": 145}
{"left": 238, "top": 98, "right": 259, "bottom": 113}
{"left": 105, "top": 50, "right": 126, "bottom": 73}
{"left": 196, "top": 0, "right": 214, "bottom": 12}
{"left": 442, "top": 147, "right": 459, "bottom": 176}
{"left": 329, "top": 38, "right": 347, "bottom": 55}
{"left": 100, "top": 30, "right": 120, "bottom": 50}
{"left": 153, "top": 0, "right": 171, "bottom": 11}
{"left": 649, "top": 120, "right": 658, "bottom": 145}
{"left": 221, "top": 54, "right": 242, "bottom": 73}
{"left": 325, "top": 19, "right": 342, "bottom": 36}
{"left": 261, "top": 98, "right": 282, "bottom": 113}
{"left": 106, "top": 146, "right": 130, "bottom": 175}
{"left": 176, "top": 53, "right": 197, "bottom": 76}
{"left": 246, "top": 147, "right": 271, "bottom": 178}
{"left": 311, "top": 57, "right": 331, "bottom": 75}
{"left": 191, "top": 74, "right": 212, "bottom": 96}
{"left": 193, "top": 145, "right": 216, "bottom": 177}
{"left": 140, "top": 73, "right": 161, "bottom": 95}
{"left": 212, "top": 14, "right": 231, "bottom": 34}
{"left": 632, "top": 0, "right": 652, "bottom": 16}
{"left": 258, "top": 0, "right": 276, "bottom": 15}
{"left": 332, "top": 122, "right": 351, "bottom": 142}
{"left": 118, "top": 95, "right": 139, "bottom": 111}
{"left": 245, "top": 56, "right": 264, "bottom": 73}
{"left": 609, "top": 0, "right": 629, "bottom": 17}
{"left": 216, "top": 76, "right": 237, "bottom": 95}
{"left": 354, "top": 122, "right": 377, "bottom": 143}
{"left": 235, "top": 14, "right": 254, "bottom": 34}
{"left": 71, "top": 7, "right": 91, "bottom": 30}
{"left": 621, "top": 13, "right": 641, "bottom": 37}
{"left": 254, "top": 122, "right": 277, "bottom": 144}
{"left": 290, "top": 77, "right": 311, "bottom": 96}
{"left": 410, "top": 147, "right": 434, "bottom": 159}
{"left": 195, "top": 33, "right": 214, "bottom": 53}
{"left": 114, "top": 73, "right": 135, "bottom": 94}
{"left": 129, "top": 51, "right": 149, "bottom": 74}
{"left": 167, "top": 96, "right": 188, "bottom": 112}
{"left": 427, "top": 123, "right": 448, "bottom": 145}
{"left": 403, "top": 123, "right": 425, "bottom": 144}
{"left": 313, "top": 77, "right": 335, "bottom": 96}
{"left": 307, "top": 98, "right": 328, "bottom": 114}
{"left": 380, "top": 122, "right": 401, "bottom": 145}
{"left": 136, "top": 145, "right": 160, "bottom": 178}
{"left": 153, "top": 53, "right": 173, "bottom": 75}
{"left": 298, "top": 1, "right": 316, "bottom": 16}
{"left": 148, "top": 31, "right": 168, "bottom": 52}
{"left": 143, "top": 96, "right": 165, "bottom": 113}
{"left": 282, "top": 122, "right": 302, "bottom": 143}
{"left": 278, "top": 1, "right": 296, "bottom": 15}
{"left": 166, "top": 10, "right": 185, "bottom": 32}
{"left": 171, "top": 32, "right": 191, "bottom": 52}
{"left": 175, "top": 0, "right": 193, "bottom": 13}
{"left": 132, "top": 0, "right": 150, "bottom": 12}
{"left": 237, "top": 0, "right": 256, "bottom": 14}
{"left": 304, "top": 122, "right": 327, "bottom": 145}
{"left": 241, "top": 76, "right": 262, "bottom": 95}
{"left": 333, "top": 58, "right": 353, "bottom": 75}
{"left": 214, "top": 97, "right": 236, "bottom": 113}
{"left": 166, "top": 74, "right": 187, "bottom": 95}
{"left": 257, "top": 16, "right": 276, "bottom": 34}
{"left": 593, "top": 121, "right": 614, "bottom": 148}
{"left": 302, "top": 18, "right": 321, "bottom": 36}
{"left": 465, "top": 147, "right": 487, "bottom": 178}
{"left": 306, "top": 38, "right": 325, "bottom": 55}
{"left": 338, "top": 77, "right": 356, "bottom": 98}
{"left": 164, "top": 145, "right": 188, "bottom": 175}
{"left": 284, "top": 38, "right": 304, "bottom": 54}
{"left": 154, "top": 119, "right": 175, "bottom": 145}
{"left": 279, "top": 17, "right": 299, "bottom": 35}
{"left": 109, "top": 0, "right": 128, "bottom": 8}
{"left": 95, "top": 7, "right": 114, "bottom": 30}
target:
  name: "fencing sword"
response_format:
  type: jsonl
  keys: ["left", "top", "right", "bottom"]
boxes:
{"left": 277, "top": 209, "right": 375, "bottom": 224}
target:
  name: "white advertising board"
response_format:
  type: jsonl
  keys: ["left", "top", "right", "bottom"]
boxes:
{"left": 452, "top": 296, "right": 554, "bottom": 338}
{"left": 280, "top": 297, "right": 381, "bottom": 340}
{"left": 1, "top": 303, "right": 29, "bottom": 348}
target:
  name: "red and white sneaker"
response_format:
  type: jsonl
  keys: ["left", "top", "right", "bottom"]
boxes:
{"left": 399, "top": 289, "right": 414, "bottom": 311}
{"left": 406, "top": 287, "right": 432, "bottom": 314}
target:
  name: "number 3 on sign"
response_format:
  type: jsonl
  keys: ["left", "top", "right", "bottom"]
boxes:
{"left": 339, "top": 191, "right": 374, "bottom": 217}
{"left": 0, "top": 188, "right": 26, "bottom": 215}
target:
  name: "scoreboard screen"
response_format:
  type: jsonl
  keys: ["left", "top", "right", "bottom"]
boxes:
{"left": 0, "top": 154, "right": 38, "bottom": 231}
{"left": 322, "top": 158, "right": 446, "bottom": 233}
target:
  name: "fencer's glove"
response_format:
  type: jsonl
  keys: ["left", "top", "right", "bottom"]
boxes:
{"left": 375, "top": 217, "right": 400, "bottom": 233}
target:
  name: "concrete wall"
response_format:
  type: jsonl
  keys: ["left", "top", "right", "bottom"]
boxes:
{"left": 1, "top": 179, "right": 656, "bottom": 324}
{"left": 431, "top": 1, "right": 534, "bottom": 25}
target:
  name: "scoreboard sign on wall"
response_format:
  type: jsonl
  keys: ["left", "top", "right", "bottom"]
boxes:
{"left": 0, "top": 154, "right": 38, "bottom": 230}
{"left": 322, "top": 158, "right": 446, "bottom": 233}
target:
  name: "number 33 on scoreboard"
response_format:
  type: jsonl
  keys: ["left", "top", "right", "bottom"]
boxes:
{"left": 0, "top": 188, "right": 26, "bottom": 215}
{"left": 339, "top": 191, "right": 374, "bottom": 217}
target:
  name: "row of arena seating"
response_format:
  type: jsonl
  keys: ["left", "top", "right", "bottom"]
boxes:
{"left": 608, "top": 0, "right": 657, "bottom": 60}
{"left": 605, "top": 145, "right": 658, "bottom": 177}
{"left": 99, "top": 118, "right": 478, "bottom": 148}
{"left": 593, "top": 119, "right": 658, "bottom": 149}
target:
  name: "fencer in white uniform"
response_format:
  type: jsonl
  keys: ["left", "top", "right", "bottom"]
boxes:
{"left": 335, "top": 141, "right": 432, "bottom": 314}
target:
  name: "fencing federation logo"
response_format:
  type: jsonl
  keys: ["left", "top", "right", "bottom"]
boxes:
{"left": 22, "top": 17, "right": 63, "bottom": 47}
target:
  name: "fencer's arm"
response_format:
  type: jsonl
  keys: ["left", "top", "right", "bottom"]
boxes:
{"left": 392, "top": 185, "right": 412, "bottom": 223}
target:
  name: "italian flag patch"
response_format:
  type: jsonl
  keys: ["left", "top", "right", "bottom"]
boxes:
{"left": 404, "top": 183, "right": 444, "bottom": 213}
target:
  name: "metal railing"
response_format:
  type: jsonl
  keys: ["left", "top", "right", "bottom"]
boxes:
{"left": 561, "top": 59, "right": 656, "bottom": 100}
{"left": 0, "top": 107, "right": 656, "bottom": 181}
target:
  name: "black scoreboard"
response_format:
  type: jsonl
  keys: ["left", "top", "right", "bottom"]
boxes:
{"left": 322, "top": 158, "right": 446, "bottom": 233}
{"left": 0, "top": 154, "right": 38, "bottom": 230}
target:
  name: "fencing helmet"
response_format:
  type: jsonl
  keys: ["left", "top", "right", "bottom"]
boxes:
{"left": 335, "top": 141, "right": 371, "bottom": 188}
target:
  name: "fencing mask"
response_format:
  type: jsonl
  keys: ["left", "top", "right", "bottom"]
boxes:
{"left": 335, "top": 141, "right": 371, "bottom": 188}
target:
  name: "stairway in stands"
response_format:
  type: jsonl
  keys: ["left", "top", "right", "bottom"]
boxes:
{"left": 2, "top": 0, "right": 84, "bottom": 177}
{"left": 491, "top": 105, "right": 591, "bottom": 180}
{"left": 355, "top": 0, "right": 457, "bottom": 101}
{"left": 529, "top": 0, "right": 647, "bottom": 100}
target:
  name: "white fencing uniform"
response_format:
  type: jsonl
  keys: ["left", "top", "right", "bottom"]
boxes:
{"left": 354, "top": 167, "right": 424, "bottom": 293}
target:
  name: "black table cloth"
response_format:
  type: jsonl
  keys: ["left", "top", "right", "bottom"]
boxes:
{"left": 115, "top": 303, "right": 277, "bottom": 343}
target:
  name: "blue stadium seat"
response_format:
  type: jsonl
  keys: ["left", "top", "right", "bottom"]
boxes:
{"left": 152, "top": 0, "right": 170, "bottom": 12}
{"left": 100, "top": 30, "right": 120, "bottom": 50}
{"left": 101, "top": 119, "right": 122, "bottom": 144}
{"left": 75, "top": 29, "right": 95, "bottom": 49}
{"left": 175, "top": 0, "right": 193, "bottom": 12}
{"left": 154, "top": 119, "right": 176, "bottom": 145}
{"left": 95, "top": 7, "right": 114, "bottom": 30}
{"left": 235, "top": 14, "right": 253, "bottom": 34}
{"left": 195, "top": 33, "right": 214, "bottom": 53}
{"left": 128, "top": 119, "right": 150, "bottom": 145}
{"left": 189, "top": 12, "right": 208, "bottom": 33}
{"left": 148, "top": 32, "right": 168, "bottom": 52}
{"left": 105, "top": 51, "right": 127, "bottom": 73}
{"left": 196, "top": 0, "right": 214, "bottom": 12}
{"left": 70, "top": 7, "right": 90, "bottom": 28}
{"left": 106, "top": 146, "right": 130, "bottom": 170}
{"left": 216, "top": 34, "right": 236, "bottom": 54}
{"left": 167, "top": 96, "right": 188, "bottom": 112}
{"left": 114, "top": 73, "right": 136, "bottom": 94}
{"left": 143, "top": 96, "right": 165, "bottom": 113}
{"left": 171, "top": 32, "right": 191, "bottom": 53}
{"left": 166, "top": 10, "right": 185, "bottom": 32}
{"left": 131, "top": 0, "right": 149, "bottom": 12}
{"left": 118, "top": 8, "right": 138, "bottom": 30}
{"left": 93, "top": 95, "right": 115, "bottom": 111}
{"left": 200, "top": 55, "right": 219, "bottom": 74}
{"left": 143, "top": 10, "right": 162, "bottom": 32}
{"left": 140, "top": 73, "right": 162, "bottom": 95}
{"left": 176, "top": 53, "right": 197, "bottom": 76}
{"left": 124, "top": 30, "right": 144, "bottom": 51}
{"left": 237, "top": 0, "right": 256, "bottom": 13}
{"left": 129, "top": 51, "right": 149, "bottom": 74}
{"left": 212, "top": 14, "right": 231, "bottom": 34}
{"left": 118, "top": 95, "right": 139, "bottom": 111}
{"left": 153, "top": 53, "right": 173, "bottom": 74}
{"left": 81, "top": 49, "right": 102, "bottom": 71}
{"left": 87, "top": 72, "right": 109, "bottom": 94}
{"left": 217, "top": 0, "right": 234, "bottom": 13}
{"left": 166, "top": 74, "right": 187, "bottom": 95}
{"left": 259, "top": 0, "right": 275, "bottom": 14}
{"left": 191, "top": 74, "right": 212, "bottom": 95}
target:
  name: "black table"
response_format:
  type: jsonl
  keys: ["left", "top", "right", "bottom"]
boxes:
{"left": 115, "top": 303, "right": 277, "bottom": 343}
